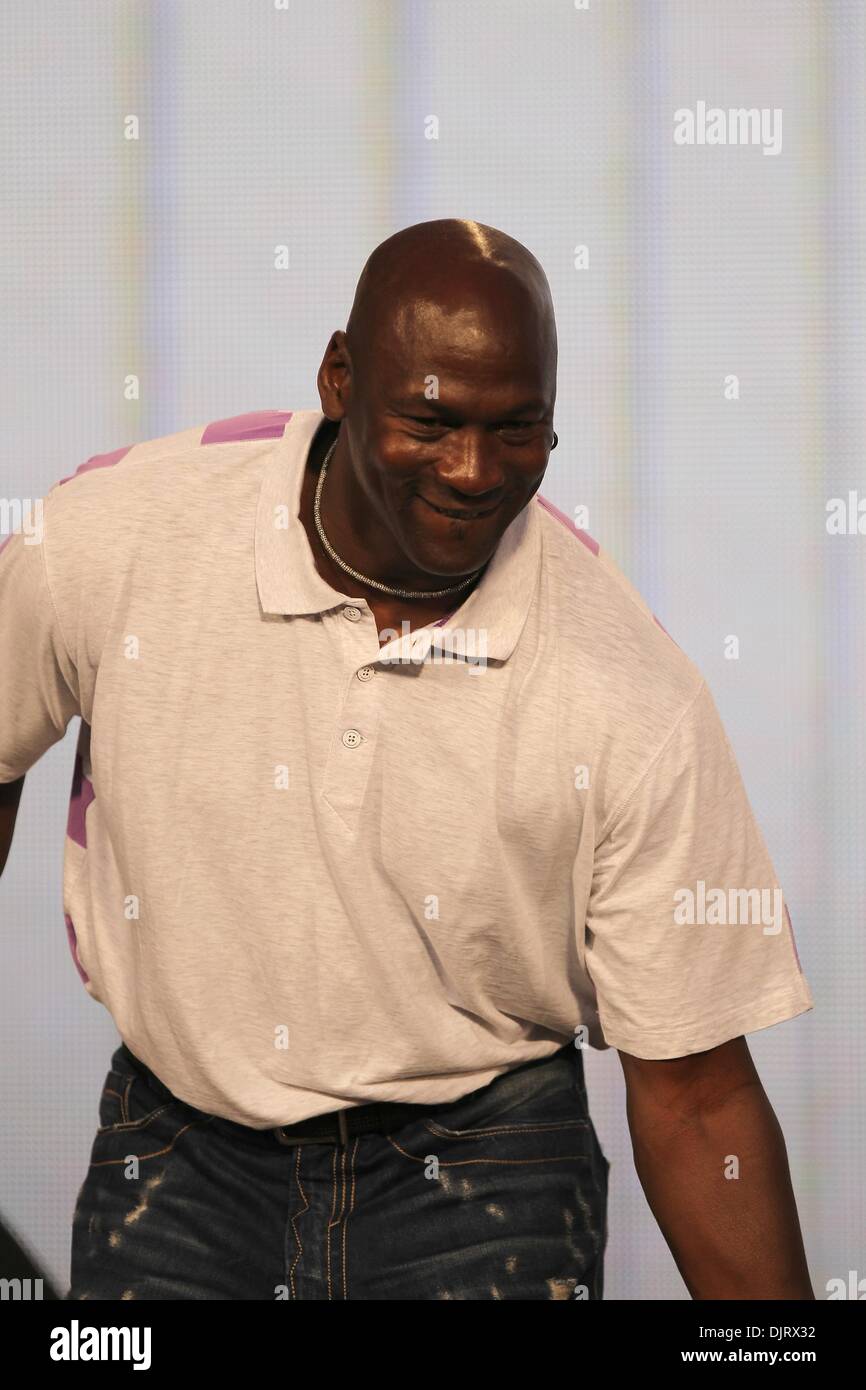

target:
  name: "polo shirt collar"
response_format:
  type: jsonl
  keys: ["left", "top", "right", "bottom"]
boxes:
{"left": 255, "top": 409, "right": 542, "bottom": 662}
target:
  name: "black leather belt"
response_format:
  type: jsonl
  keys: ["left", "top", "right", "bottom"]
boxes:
{"left": 272, "top": 1098, "right": 444, "bottom": 1147}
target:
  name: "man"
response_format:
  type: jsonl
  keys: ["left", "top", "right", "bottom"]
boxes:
{"left": 0, "top": 218, "right": 814, "bottom": 1300}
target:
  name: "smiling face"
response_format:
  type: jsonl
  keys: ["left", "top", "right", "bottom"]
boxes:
{"left": 316, "top": 238, "right": 558, "bottom": 590}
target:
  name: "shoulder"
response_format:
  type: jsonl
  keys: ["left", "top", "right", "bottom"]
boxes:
{"left": 31, "top": 411, "right": 295, "bottom": 649}
{"left": 40, "top": 408, "right": 295, "bottom": 550}
{"left": 533, "top": 493, "right": 710, "bottom": 825}
{"left": 49, "top": 408, "right": 294, "bottom": 505}
{"left": 534, "top": 491, "right": 703, "bottom": 707}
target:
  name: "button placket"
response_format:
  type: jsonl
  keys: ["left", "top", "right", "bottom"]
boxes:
{"left": 321, "top": 605, "right": 385, "bottom": 830}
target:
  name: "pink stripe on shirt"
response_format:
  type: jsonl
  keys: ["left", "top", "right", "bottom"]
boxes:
{"left": 536, "top": 492, "right": 681, "bottom": 647}
{"left": 201, "top": 410, "right": 294, "bottom": 445}
{"left": 535, "top": 493, "right": 600, "bottom": 555}
{"left": 57, "top": 445, "right": 134, "bottom": 487}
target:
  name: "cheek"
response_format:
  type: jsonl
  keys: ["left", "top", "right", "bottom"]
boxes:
{"left": 368, "top": 450, "right": 425, "bottom": 509}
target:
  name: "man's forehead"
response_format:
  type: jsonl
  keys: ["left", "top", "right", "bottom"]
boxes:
{"left": 374, "top": 311, "right": 554, "bottom": 404}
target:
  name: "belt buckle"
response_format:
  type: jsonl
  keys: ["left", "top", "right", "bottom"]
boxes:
{"left": 272, "top": 1128, "right": 328, "bottom": 1147}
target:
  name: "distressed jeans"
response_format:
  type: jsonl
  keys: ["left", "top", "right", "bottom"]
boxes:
{"left": 66, "top": 1038, "right": 610, "bottom": 1300}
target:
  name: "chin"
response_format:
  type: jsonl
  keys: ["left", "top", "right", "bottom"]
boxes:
{"left": 409, "top": 546, "right": 493, "bottom": 581}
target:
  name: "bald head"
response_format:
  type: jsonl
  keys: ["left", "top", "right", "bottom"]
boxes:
{"left": 344, "top": 218, "right": 557, "bottom": 383}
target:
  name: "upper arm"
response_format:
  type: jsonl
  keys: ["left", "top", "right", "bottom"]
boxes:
{"left": 584, "top": 679, "right": 813, "bottom": 1058}
{"left": 0, "top": 526, "right": 80, "bottom": 782}
{"left": 0, "top": 774, "right": 25, "bottom": 876}
{"left": 617, "top": 1035, "right": 761, "bottom": 1122}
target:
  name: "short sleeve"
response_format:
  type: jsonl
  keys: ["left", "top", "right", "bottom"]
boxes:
{"left": 0, "top": 526, "right": 80, "bottom": 781}
{"left": 584, "top": 679, "right": 814, "bottom": 1058}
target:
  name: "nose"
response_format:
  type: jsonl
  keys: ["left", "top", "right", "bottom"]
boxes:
{"left": 432, "top": 429, "right": 505, "bottom": 502}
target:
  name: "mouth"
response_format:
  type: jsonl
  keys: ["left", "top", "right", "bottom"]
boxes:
{"left": 420, "top": 496, "right": 501, "bottom": 522}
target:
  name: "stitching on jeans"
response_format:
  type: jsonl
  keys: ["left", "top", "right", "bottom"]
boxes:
{"left": 121, "top": 1076, "right": 135, "bottom": 1124}
{"left": 326, "top": 1143, "right": 349, "bottom": 1301}
{"left": 325, "top": 1145, "right": 336, "bottom": 1300}
{"left": 326, "top": 1139, "right": 350, "bottom": 1301}
{"left": 424, "top": 1119, "right": 589, "bottom": 1140}
{"left": 342, "top": 1136, "right": 359, "bottom": 1302}
{"left": 328, "top": 1143, "right": 349, "bottom": 1300}
{"left": 336, "top": 1146, "right": 348, "bottom": 1299}
{"left": 384, "top": 1135, "right": 590, "bottom": 1167}
{"left": 288, "top": 1147, "right": 309, "bottom": 1300}
{"left": 88, "top": 1115, "right": 214, "bottom": 1165}
{"left": 96, "top": 1101, "right": 176, "bottom": 1134}
{"left": 337, "top": 1148, "right": 348, "bottom": 1224}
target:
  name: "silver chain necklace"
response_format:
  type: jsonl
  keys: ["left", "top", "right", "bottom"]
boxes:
{"left": 313, "top": 434, "right": 484, "bottom": 599}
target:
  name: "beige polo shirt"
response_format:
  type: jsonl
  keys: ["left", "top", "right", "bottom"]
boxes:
{"left": 0, "top": 408, "right": 814, "bottom": 1126}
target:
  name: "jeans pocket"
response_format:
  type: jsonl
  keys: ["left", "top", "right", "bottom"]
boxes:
{"left": 96, "top": 1064, "right": 183, "bottom": 1135}
{"left": 89, "top": 1074, "right": 211, "bottom": 1176}
{"left": 97, "top": 1069, "right": 138, "bottom": 1131}
{"left": 416, "top": 1049, "right": 590, "bottom": 1138}
{"left": 387, "top": 1110, "right": 596, "bottom": 1171}
{"left": 386, "top": 1047, "right": 595, "bottom": 1162}
{"left": 424, "top": 1114, "right": 591, "bottom": 1141}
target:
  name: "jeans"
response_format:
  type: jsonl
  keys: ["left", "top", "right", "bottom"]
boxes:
{"left": 66, "top": 1038, "right": 610, "bottom": 1300}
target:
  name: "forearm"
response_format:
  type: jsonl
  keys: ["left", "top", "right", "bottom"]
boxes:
{"left": 0, "top": 775, "right": 25, "bottom": 876}
{"left": 627, "top": 1080, "right": 814, "bottom": 1299}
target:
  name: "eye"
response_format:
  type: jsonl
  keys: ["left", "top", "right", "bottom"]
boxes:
{"left": 497, "top": 421, "right": 538, "bottom": 437}
{"left": 406, "top": 416, "right": 444, "bottom": 431}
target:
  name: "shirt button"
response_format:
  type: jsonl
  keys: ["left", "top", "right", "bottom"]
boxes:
{"left": 343, "top": 606, "right": 362, "bottom": 622}
{"left": 341, "top": 728, "right": 363, "bottom": 748}
{"left": 357, "top": 666, "right": 375, "bottom": 681}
